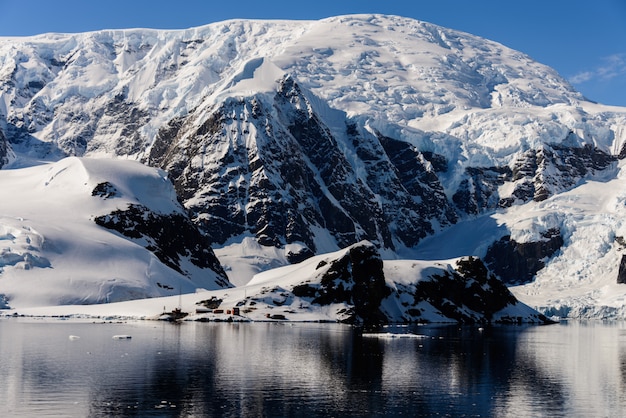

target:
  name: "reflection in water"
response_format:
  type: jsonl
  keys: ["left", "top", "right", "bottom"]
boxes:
{"left": 1, "top": 320, "right": 626, "bottom": 417}
{"left": 494, "top": 321, "right": 626, "bottom": 418}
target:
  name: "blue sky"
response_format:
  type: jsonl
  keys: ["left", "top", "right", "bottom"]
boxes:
{"left": 0, "top": 0, "right": 625, "bottom": 107}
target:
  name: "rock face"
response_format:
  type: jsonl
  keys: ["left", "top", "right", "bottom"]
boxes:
{"left": 501, "top": 142, "right": 617, "bottom": 207}
{"left": 0, "top": 294, "right": 8, "bottom": 309}
{"left": 147, "top": 75, "right": 456, "bottom": 254}
{"left": 484, "top": 228, "right": 564, "bottom": 285}
{"left": 94, "top": 203, "right": 230, "bottom": 288}
{"left": 292, "top": 242, "right": 391, "bottom": 326}
{"left": 452, "top": 143, "right": 616, "bottom": 215}
{"left": 412, "top": 257, "right": 526, "bottom": 323}
{"left": 453, "top": 166, "right": 513, "bottom": 215}
{"left": 0, "top": 128, "right": 13, "bottom": 168}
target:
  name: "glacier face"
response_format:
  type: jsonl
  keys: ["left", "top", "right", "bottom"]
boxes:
{"left": 2, "top": 14, "right": 619, "bottom": 167}
{"left": 2, "top": 14, "right": 626, "bottom": 317}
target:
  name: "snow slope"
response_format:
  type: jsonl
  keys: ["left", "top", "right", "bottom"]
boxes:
{"left": 4, "top": 241, "right": 545, "bottom": 325}
{"left": 0, "top": 157, "right": 228, "bottom": 308}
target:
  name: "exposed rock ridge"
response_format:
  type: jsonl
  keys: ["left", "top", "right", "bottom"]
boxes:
{"left": 484, "top": 228, "right": 564, "bottom": 285}
{"left": 94, "top": 201, "right": 230, "bottom": 288}
{"left": 282, "top": 242, "right": 550, "bottom": 325}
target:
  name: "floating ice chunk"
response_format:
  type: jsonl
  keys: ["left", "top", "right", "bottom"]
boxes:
{"left": 362, "top": 332, "right": 429, "bottom": 339}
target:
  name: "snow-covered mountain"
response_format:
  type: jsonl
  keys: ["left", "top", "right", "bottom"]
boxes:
{"left": 0, "top": 157, "right": 230, "bottom": 308}
{"left": 1, "top": 14, "right": 626, "bottom": 319}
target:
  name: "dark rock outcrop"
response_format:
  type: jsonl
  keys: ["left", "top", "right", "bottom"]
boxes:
{"left": 277, "top": 77, "right": 393, "bottom": 249}
{"left": 91, "top": 182, "right": 119, "bottom": 199}
{"left": 97, "top": 92, "right": 150, "bottom": 157}
{"left": 484, "top": 228, "right": 564, "bottom": 285}
{"left": 376, "top": 133, "right": 457, "bottom": 244}
{"left": 501, "top": 142, "right": 616, "bottom": 207}
{"left": 454, "top": 141, "right": 616, "bottom": 214}
{"left": 292, "top": 242, "right": 391, "bottom": 326}
{"left": 453, "top": 166, "right": 512, "bottom": 215}
{"left": 94, "top": 203, "right": 230, "bottom": 288}
{"left": 0, "top": 128, "right": 10, "bottom": 168}
{"left": 147, "top": 75, "right": 459, "bottom": 255}
{"left": 451, "top": 141, "right": 616, "bottom": 216}
{"left": 413, "top": 257, "right": 523, "bottom": 323}
{"left": 286, "top": 242, "right": 550, "bottom": 325}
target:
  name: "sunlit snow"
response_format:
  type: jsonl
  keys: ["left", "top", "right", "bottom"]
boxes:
{"left": 0, "top": 157, "right": 226, "bottom": 308}
{"left": 1, "top": 15, "right": 626, "bottom": 319}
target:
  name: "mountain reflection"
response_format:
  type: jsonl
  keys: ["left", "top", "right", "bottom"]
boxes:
{"left": 2, "top": 320, "right": 626, "bottom": 417}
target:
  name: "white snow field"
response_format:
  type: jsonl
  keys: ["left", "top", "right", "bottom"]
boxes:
{"left": 0, "top": 157, "right": 227, "bottom": 308}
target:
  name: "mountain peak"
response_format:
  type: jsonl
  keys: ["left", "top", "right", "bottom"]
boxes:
{"left": 2, "top": 16, "right": 626, "bottom": 318}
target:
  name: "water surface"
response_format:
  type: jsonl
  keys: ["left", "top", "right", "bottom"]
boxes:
{"left": 1, "top": 319, "right": 625, "bottom": 417}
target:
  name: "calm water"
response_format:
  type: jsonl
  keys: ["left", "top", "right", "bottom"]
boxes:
{"left": 1, "top": 319, "right": 626, "bottom": 417}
